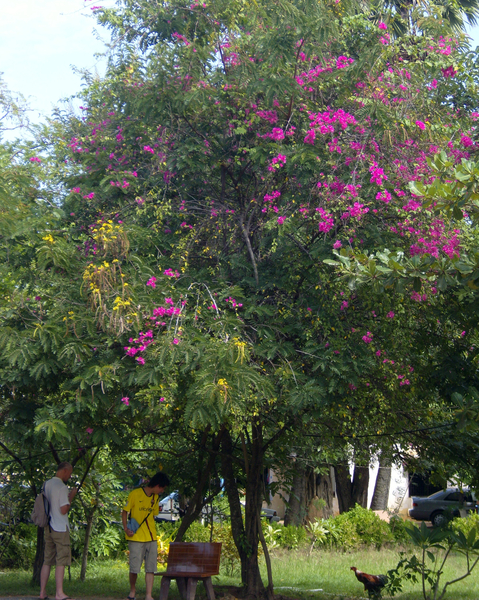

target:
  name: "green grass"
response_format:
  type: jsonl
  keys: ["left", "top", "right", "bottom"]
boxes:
{"left": 1, "top": 547, "right": 479, "bottom": 600}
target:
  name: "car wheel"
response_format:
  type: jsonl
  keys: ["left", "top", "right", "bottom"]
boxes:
{"left": 431, "top": 511, "right": 447, "bottom": 527}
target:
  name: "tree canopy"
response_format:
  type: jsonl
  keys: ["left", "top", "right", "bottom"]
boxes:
{"left": 2, "top": 1, "right": 479, "bottom": 596}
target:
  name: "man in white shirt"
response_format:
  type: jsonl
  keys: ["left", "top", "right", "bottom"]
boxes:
{"left": 39, "top": 462, "right": 77, "bottom": 600}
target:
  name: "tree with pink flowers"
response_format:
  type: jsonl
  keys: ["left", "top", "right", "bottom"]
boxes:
{"left": 3, "top": 0, "right": 479, "bottom": 595}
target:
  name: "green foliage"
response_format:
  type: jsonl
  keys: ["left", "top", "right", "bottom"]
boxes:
{"left": 386, "top": 520, "right": 479, "bottom": 600}
{"left": 331, "top": 505, "right": 394, "bottom": 550}
{"left": 182, "top": 520, "right": 211, "bottom": 543}
{"left": 89, "top": 525, "right": 123, "bottom": 558}
{"left": 451, "top": 513, "right": 479, "bottom": 537}
{"left": 277, "top": 524, "right": 308, "bottom": 550}
{"left": 263, "top": 522, "right": 282, "bottom": 552}
{"left": 388, "top": 514, "right": 415, "bottom": 545}
{"left": 0, "top": 523, "right": 36, "bottom": 570}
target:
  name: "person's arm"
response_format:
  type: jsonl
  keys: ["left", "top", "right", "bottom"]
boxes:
{"left": 60, "top": 503, "right": 70, "bottom": 515}
{"left": 122, "top": 509, "right": 135, "bottom": 537}
{"left": 59, "top": 486, "right": 77, "bottom": 515}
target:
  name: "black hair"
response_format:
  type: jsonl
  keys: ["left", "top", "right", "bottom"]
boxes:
{"left": 148, "top": 472, "right": 170, "bottom": 488}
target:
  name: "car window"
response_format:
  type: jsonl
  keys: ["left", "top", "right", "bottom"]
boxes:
{"left": 444, "top": 492, "right": 463, "bottom": 502}
{"left": 427, "top": 491, "right": 447, "bottom": 499}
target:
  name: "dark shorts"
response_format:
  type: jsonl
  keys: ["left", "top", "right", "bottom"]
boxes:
{"left": 44, "top": 528, "right": 71, "bottom": 566}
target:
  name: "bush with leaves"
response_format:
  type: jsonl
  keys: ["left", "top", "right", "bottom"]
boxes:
{"left": 277, "top": 524, "right": 308, "bottom": 550}
{"left": 388, "top": 514, "right": 416, "bottom": 545}
{"left": 387, "top": 521, "right": 479, "bottom": 600}
{"left": 450, "top": 512, "right": 479, "bottom": 537}
{"left": 0, "top": 523, "right": 36, "bottom": 570}
{"left": 326, "top": 506, "right": 394, "bottom": 550}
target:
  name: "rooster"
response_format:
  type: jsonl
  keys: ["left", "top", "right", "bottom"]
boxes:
{"left": 351, "top": 567, "right": 388, "bottom": 599}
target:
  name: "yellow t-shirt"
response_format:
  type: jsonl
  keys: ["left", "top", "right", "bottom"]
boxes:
{"left": 123, "top": 488, "right": 159, "bottom": 542}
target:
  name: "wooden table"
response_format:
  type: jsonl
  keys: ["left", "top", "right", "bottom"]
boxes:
{"left": 155, "top": 542, "right": 222, "bottom": 600}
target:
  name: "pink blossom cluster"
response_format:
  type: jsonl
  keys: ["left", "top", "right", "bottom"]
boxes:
{"left": 172, "top": 32, "right": 190, "bottom": 45}
{"left": 369, "top": 164, "right": 388, "bottom": 185}
{"left": 461, "top": 135, "right": 474, "bottom": 147}
{"left": 146, "top": 276, "right": 157, "bottom": 288}
{"left": 262, "top": 127, "right": 284, "bottom": 141}
{"left": 376, "top": 190, "right": 392, "bottom": 203}
{"left": 256, "top": 110, "right": 278, "bottom": 124}
{"left": 410, "top": 291, "right": 428, "bottom": 302}
{"left": 124, "top": 330, "right": 154, "bottom": 364}
{"left": 296, "top": 56, "right": 353, "bottom": 87}
{"left": 268, "top": 154, "right": 286, "bottom": 171}
{"left": 164, "top": 268, "right": 181, "bottom": 278}
{"left": 336, "top": 56, "right": 354, "bottom": 69}
{"left": 362, "top": 332, "right": 373, "bottom": 343}
{"left": 342, "top": 202, "right": 369, "bottom": 221}
{"left": 110, "top": 180, "right": 130, "bottom": 188}
{"left": 316, "top": 207, "right": 334, "bottom": 232}
{"left": 441, "top": 66, "right": 457, "bottom": 78}
{"left": 262, "top": 190, "right": 281, "bottom": 213}
{"left": 328, "top": 138, "right": 341, "bottom": 153}
{"left": 153, "top": 300, "right": 181, "bottom": 319}
{"left": 226, "top": 297, "right": 243, "bottom": 308}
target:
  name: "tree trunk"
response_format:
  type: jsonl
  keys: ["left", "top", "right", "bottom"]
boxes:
{"left": 243, "top": 420, "right": 272, "bottom": 600}
{"left": 284, "top": 468, "right": 307, "bottom": 526}
{"left": 221, "top": 429, "right": 248, "bottom": 561}
{"left": 351, "top": 466, "right": 369, "bottom": 508}
{"left": 175, "top": 428, "right": 225, "bottom": 541}
{"left": 370, "top": 453, "right": 392, "bottom": 511}
{"left": 334, "top": 464, "right": 353, "bottom": 513}
{"left": 334, "top": 464, "right": 369, "bottom": 512}
{"left": 286, "top": 465, "right": 334, "bottom": 525}
{"left": 80, "top": 511, "right": 95, "bottom": 581}
{"left": 221, "top": 424, "right": 273, "bottom": 600}
{"left": 314, "top": 470, "right": 334, "bottom": 519}
{"left": 31, "top": 526, "right": 45, "bottom": 585}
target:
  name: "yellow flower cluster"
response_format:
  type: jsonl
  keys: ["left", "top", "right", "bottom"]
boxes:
{"left": 113, "top": 296, "right": 131, "bottom": 311}
{"left": 42, "top": 234, "right": 55, "bottom": 244}
{"left": 91, "top": 219, "right": 129, "bottom": 258}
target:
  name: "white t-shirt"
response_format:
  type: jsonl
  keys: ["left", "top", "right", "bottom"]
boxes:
{"left": 44, "top": 476, "right": 70, "bottom": 532}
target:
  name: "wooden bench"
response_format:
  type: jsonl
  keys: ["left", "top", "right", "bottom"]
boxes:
{"left": 155, "top": 542, "right": 222, "bottom": 600}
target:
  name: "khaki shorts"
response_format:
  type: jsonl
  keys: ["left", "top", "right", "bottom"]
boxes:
{"left": 44, "top": 528, "right": 71, "bottom": 566}
{"left": 128, "top": 541, "right": 157, "bottom": 573}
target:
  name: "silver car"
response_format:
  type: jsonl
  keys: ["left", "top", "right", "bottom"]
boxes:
{"left": 408, "top": 488, "right": 477, "bottom": 527}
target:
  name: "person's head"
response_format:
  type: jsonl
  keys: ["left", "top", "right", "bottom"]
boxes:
{"left": 56, "top": 462, "right": 73, "bottom": 482}
{"left": 148, "top": 471, "right": 170, "bottom": 494}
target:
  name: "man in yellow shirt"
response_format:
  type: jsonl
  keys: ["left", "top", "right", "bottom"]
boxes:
{"left": 122, "top": 472, "right": 170, "bottom": 600}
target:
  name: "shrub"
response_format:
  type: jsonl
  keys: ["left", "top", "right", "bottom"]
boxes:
{"left": 182, "top": 520, "right": 211, "bottom": 543}
{"left": 451, "top": 512, "right": 479, "bottom": 537}
{"left": 278, "top": 524, "right": 308, "bottom": 550}
{"left": 210, "top": 523, "right": 241, "bottom": 576}
{"left": 325, "top": 512, "right": 359, "bottom": 551}
{"left": 0, "top": 522, "right": 36, "bottom": 569}
{"left": 89, "top": 525, "right": 123, "bottom": 558}
{"left": 389, "top": 515, "right": 416, "bottom": 544}
{"left": 324, "top": 505, "right": 394, "bottom": 550}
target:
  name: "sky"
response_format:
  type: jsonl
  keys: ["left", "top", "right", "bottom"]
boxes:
{"left": 1, "top": 0, "right": 479, "bottom": 130}
{"left": 0, "top": 0, "right": 115, "bottom": 126}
